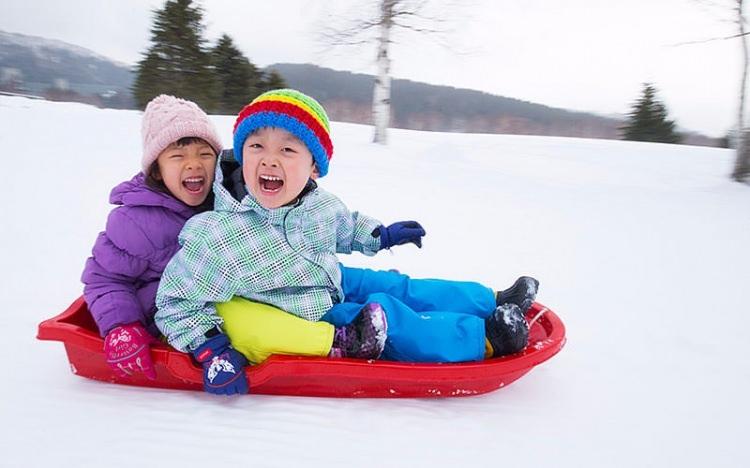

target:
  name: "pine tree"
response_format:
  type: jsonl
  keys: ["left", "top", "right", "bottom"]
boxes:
{"left": 133, "top": 0, "right": 218, "bottom": 111}
{"left": 260, "top": 69, "right": 287, "bottom": 93}
{"left": 621, "top": 83, "right": 682, "bottom": 144}
{"left": 212, "top": 34, "right": 262, "bottom": 114}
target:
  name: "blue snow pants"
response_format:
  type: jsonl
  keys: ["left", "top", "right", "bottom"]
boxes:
{"left": 321, "top": 265, "right": 496, "bottom": 363}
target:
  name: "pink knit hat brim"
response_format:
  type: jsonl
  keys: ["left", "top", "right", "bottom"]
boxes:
{"left": 141, "top": 95, "right": 223, "bottom": 173}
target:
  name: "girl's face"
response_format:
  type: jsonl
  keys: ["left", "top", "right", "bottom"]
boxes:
{"left": 155, "top": 140, "right": 217, "bottom": 206}
{"left": 242, "top": 127, "right": 318, "bottom": 209}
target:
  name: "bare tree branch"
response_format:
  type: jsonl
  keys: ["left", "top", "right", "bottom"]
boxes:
{"left": 669, "top": 30, "right": 750, "bottom": 46}
{"left": 391, "top": 23, "right": 444, "bottom": 34}
{"left": 317, "top": 0, "right": 478, "bottom": 144}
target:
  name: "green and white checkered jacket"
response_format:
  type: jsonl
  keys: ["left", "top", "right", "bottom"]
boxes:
{"left": 155, "top": 165, "right": 382, "bottom": 352}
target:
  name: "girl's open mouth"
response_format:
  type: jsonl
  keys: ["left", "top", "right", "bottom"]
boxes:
{"left": 260, "top": 175, "right": 284, "bottom": 192}
{"left": 182, "top": 176, "right": 205, "bottom": 193}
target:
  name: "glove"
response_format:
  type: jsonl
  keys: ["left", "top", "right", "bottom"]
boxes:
{"left": 376, "top": 221, "right": 426, "bottom": 249}
{"left": 192, "top": 334, "right": 249, "bottom": 395}
{"left": 104, "top": 323, "right": 157, "bottom": 380}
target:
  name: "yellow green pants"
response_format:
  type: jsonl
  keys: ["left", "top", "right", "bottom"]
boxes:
{"left": 215, "top": 296, "right": 334, "bottom": 364}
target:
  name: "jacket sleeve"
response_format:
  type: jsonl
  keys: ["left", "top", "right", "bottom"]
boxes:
{"left": 330, "top": 194, "right": 382, "bottom": 256}
{"left": 154, "top": 217, "right": 235, "bottom": 352}
{"left": 81, "top": 211, "right": 151, "bottom": 337}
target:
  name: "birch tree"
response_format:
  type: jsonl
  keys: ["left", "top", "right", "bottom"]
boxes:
{"left": 320, "top": 1, "right": 456, "bottom": 144}
{"left": 372, "top": 0, "right": 395, "bottom": 144}
{"left": 732, "top": 0, "right": 750, "bottom": 181}
{"left": 688, "top": 1, "right": 750, "bottom": 181}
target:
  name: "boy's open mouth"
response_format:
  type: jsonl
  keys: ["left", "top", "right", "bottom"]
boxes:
{"left": 260, "top": 175, "right": 284, "bottom": 192}
{"left": 182, "top": 176, "right": 205, "bottom": 193}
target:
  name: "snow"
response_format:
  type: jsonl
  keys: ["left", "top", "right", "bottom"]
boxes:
{"left": 2, "top": 96, "right": 749, "bottom": 467}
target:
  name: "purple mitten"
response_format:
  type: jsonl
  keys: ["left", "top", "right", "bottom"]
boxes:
{"left": 104, "top": 323, "right": 157, "bottom": 380}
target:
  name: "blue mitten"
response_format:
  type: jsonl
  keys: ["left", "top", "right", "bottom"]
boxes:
{"left": 376, "top": 221, "right": 426, "bottom": 249}
{"left": 192, "top": 334, "right": 249, "bottom": 395}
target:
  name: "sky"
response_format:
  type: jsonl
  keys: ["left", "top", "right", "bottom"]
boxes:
{"left": 0, "top": 0, "right": 741, "bottom": 137}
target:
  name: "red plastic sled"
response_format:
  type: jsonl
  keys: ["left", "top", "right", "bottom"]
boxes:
{"left": 37, "top": 297, "right": 565, "bottom": 398}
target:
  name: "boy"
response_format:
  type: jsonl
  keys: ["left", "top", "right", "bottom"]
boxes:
{"left": 155, "top": 89, "right": 537, "bottom": 395}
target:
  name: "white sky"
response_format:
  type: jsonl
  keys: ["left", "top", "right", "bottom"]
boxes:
{"left": 0, "top": 0, "right": 740, "bottom": 137}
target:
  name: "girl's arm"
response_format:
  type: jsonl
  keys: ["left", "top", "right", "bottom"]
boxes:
{"left": 81, "top": 230, "right": 150, "bottom": 337}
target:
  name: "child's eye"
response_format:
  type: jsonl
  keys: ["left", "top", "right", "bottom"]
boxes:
{"left": 247, "top": 143, "right": 262, "bottom": 149}
{"left": 169, "top": 154, "right": 184, "bottom": 159}
{"left": 200, "top": 152, "right": 214, "bottom": 158}
{"left": 282, "top": 147, "right": 297, "bottom": 153}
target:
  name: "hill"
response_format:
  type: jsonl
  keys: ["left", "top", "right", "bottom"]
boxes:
{"left": 0, "top": 31, "right": 718, "bottom": 145}
{"left": 268, "top": 63, "right": 719, "bottom": 147}
{"left": 1, "top": 95, "right": 746, "bottom": 468}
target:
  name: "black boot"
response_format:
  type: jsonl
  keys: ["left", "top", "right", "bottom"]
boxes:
{"left": 485, "top": 303, "right": 529, "bottom": 357}
{"left": 496, "top": 276, "right": 539, "bottom": 313}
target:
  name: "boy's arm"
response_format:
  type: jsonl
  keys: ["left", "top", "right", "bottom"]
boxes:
{"left": 328, "top": 195, "right": 425, "bottom": 254}
{"left": 155, "top": 224, "right": 236, "bottom": 353}
{"left": 331, "top": 198, "right": 382, "bottom": 256}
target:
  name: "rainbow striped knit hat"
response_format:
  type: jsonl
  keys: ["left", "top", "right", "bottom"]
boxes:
{"left": 233, "top": 89, "right": 333, "bottom": 177}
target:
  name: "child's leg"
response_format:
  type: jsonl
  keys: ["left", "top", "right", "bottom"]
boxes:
{"left": 216, "top": 296, "right": 334, "bottom": 364}
{"left": 485, "top": 303, "right": 529, "bottom": 358}
{"left": 323, "top": 292, "right": 486, "bottom": 363}
{"left": 339, "top": 265, "right": 495, "bottom": 318}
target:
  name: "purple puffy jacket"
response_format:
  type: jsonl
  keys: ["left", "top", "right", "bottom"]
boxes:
{"left": 81, "top": 173, "right": 199, "bottom": 337}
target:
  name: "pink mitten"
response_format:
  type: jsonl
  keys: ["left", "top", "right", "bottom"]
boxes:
{"left": 104, "top": 323, "right": 157, "bottom": 380}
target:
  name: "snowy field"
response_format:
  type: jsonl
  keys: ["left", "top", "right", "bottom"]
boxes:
{"left": 1, "top": 96, "right": 748, "bottom": 467}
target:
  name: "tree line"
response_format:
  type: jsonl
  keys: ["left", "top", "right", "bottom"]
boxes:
{"left": 133, "top": 0, "right": 285, "bottom": 114}
{"left": 132, "top": 1, "right": 728, "bottom": 157}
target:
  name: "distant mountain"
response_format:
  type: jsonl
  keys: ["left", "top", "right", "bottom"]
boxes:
{"left": 0, "top": 30, "right": 134, "bottom": 108}
{"left": 0, "top": 31, "right": 718, "bottom": 146}
{"left": 267, "top": 63, "right": 719, "bottom": 147}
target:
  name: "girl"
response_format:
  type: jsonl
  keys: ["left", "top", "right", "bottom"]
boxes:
{"left": 81, "top": 94, "right": 222, "bottom": 379}
{"left": 82, "top": 95, "right": 380, "bottom": 384}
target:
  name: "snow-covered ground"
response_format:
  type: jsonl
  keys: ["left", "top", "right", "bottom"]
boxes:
{"left": 2, "top": 96, "right": 748, "bottom": 467}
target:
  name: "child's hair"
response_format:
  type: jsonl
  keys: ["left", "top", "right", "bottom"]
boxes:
{"left": 144, "top": 136, "right": 216, "bottom": 212}
{"left": 141, "top": 94, "right": 223, "bottom": 173}
{"left": 232, "top": 89, "right": 333, "bottom": 177}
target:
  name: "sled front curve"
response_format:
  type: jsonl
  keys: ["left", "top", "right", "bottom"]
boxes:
{"left": 37, "top": 297, "right": 566, "bottom": 398}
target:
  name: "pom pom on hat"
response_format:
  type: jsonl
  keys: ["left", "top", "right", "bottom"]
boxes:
{"left": 232, "top": 89, "right": 333, "bottom": 177}
{"left": 141, "top": 95, "right": 223, "bottom": 173}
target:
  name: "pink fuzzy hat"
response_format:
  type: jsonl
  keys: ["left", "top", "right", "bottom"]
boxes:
{"left": 140, "top": 95, "right": 223, "bottom": 173}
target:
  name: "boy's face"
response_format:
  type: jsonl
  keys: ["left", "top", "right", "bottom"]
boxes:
{"left": 155, "top": 140, "right": 217, "bottom": 206}
{"left": 242, "top": 127, "right": 318, "bottom": 209}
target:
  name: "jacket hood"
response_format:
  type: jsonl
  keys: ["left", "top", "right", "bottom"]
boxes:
{"left": 109, "top": 173, "right": 197, "bottom": 218}
{"left": 213, "top": 159, "right": 251, "bottom": 213}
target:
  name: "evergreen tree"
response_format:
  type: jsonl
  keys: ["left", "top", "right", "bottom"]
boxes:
{"left": 133, "top": 0, "right": 218, "bottom": 111}
{"left": 260, "top": 69, "right": 287, "bottom": 93}
{"left": 212, "top": 34, "right": 262, "bottom": 114}
{"left": 621, "top": 83, "right": 682, "bottom": 144}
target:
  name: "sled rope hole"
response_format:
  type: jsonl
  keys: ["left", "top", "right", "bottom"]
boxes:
{"left": 528, "top": 307, "right": 548, "bottom": 328}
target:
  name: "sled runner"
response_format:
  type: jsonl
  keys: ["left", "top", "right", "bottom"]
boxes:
{"left": 37, "top": 297, "right": 565, "bottom": 398}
